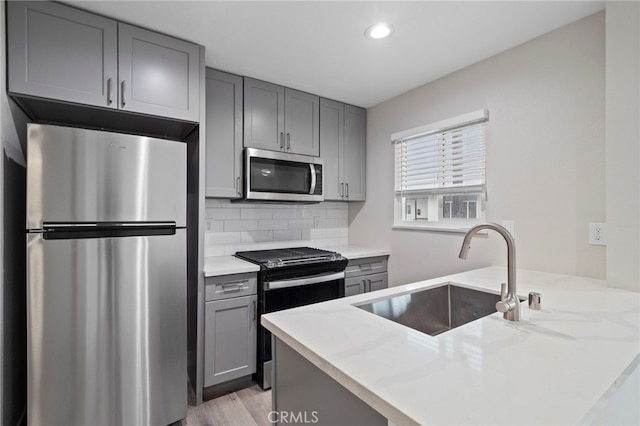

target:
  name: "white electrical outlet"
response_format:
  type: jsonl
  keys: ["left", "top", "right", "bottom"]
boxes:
{"left": 589, "top": 223, "right": 607, "bottom": 245}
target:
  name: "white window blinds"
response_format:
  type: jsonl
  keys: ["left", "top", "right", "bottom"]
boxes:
{"left": 394, "top": 112, "right": 487, "bottom": 196}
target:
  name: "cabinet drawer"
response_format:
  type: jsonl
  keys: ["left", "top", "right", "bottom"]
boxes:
{"left": 205, "top": 273, "right": 257, "bottom": 301}
{"left": 345, "top": 256, "right": 388, "bottom": 278}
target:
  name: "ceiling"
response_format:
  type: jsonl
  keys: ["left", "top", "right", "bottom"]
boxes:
{"left": 64, "top": 1, "right": 605, "bottom": 108}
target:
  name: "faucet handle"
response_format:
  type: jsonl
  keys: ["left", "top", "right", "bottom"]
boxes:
{"left": 500, "top": 282, "right": 507, "bottom": 301}
{"left": 496, "top": 282, "right": 516, "bottom": 313}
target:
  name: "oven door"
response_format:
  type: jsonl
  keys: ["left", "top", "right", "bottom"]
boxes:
{"left": 245, "top": 148, "right": 324, "bottom": 202}
{"left": 259, "top": 270, "right": 344, "bottom": 389}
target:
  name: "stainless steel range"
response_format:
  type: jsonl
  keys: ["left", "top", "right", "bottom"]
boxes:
{"left": 235, "top": 247, "right": 348, "bottom": 389}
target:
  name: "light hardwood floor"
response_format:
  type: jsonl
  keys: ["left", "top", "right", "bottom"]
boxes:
{"left": 185, "top": 385, "right": 272, "bottom": 426}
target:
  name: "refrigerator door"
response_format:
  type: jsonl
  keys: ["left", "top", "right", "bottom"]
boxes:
{"left": 27, "top": 230, "right": 187, "bottom": 426}
{"left": 26, "top": 124, "right": 187, "bottom": 229}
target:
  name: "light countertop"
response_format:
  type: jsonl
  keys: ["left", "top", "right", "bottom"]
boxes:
{"left": 323, "top": 245, "right": 390, "bottom": 260}
{"left": 262, "top": 266, "right": 640, "bottom": 425}
{"left": 203, "top": 255, "right": 260, "bottom": 277}
{"left": 203, "top": 245, "right": 389, "bottom": 277}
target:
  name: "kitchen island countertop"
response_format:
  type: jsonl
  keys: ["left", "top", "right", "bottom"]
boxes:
{"left": 262, "top": 266, "right": 640, "bottom": 425}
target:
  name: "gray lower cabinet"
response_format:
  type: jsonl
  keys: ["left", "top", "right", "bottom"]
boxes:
{"left": 205, "top": 69, "right": 243, "bottom": 198}
{"left": 344, "top": 256, "right": 388, "bottom": 297}
{"left": 345, "top": 276, "right": 366, "bottom": 296}
{"left": 320, "top": 98, "right": 366, "bottom": 201}
{"left": 273, "top": 337, "right": 387, "bottom": 426}
{"left": 244, "top": 77, "right": 319, "bottom": 156}
{"left": 7, "top": 1, "right": 200, "bottom": 123}
{"left": 204, "top": 273, "right": 257, "bottom": 387}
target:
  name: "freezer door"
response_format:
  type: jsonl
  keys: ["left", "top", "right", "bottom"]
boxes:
{"left": 27, "top": 123, "right": 187, "bottom": 228}
{"left": 27, "top": 230, "right": 187, "bottom": 426}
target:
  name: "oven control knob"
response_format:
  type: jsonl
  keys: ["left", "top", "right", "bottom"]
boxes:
{"left": 267, "top": 260, "right": 276, "bottom": 268}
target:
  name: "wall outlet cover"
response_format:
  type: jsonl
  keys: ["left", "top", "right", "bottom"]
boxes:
{"left": 589, "top": 223, "right": 606, "bottom": 246}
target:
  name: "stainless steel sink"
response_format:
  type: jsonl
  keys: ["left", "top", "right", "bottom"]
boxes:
{"left": 356, "top": 282, "right": 504, "bottom": 336}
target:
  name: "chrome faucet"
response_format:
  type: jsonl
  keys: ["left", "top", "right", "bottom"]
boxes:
{"left": 458, "top": 223, "right": 520, "bottom": 321}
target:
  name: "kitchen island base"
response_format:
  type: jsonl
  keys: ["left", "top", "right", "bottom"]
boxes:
{"left": 273, "top": 337, "right": 387, "bottom": 426}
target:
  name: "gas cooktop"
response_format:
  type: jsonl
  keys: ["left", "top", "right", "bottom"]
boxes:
{"left": 235, "top": 247, "right": 343, "bottom": 268}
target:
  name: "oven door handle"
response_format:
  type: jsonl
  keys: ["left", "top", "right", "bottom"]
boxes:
{"left": 265, "top": 271, "right": 344, "bottom": 290}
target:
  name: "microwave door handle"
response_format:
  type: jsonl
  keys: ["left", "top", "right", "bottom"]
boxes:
{"left": 309, "top": 164, "right": 317, "bottom": 194}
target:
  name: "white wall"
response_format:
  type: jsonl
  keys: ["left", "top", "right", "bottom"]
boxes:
{"left": 349, "top": 12, "right": 606, "bottom": 286}
{"left": 203, "top": 200, "right": 349, "bottom": 256}
{"left": 605, "top": 1, "right": 640, "bottom": 292}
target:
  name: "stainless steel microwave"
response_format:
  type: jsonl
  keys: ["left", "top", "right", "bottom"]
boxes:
{"left": 244, "top": 148, "right": 324, "bottom": 202}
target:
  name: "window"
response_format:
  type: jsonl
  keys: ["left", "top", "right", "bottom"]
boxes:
{"left": 393, "top": 110, "right": 488, "bottom": 231}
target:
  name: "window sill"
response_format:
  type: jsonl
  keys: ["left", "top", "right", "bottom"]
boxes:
{"left": 392, "top": 223, "right": 486, "bottom": 234}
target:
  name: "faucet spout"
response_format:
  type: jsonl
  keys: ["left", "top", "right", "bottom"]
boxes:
{"left": 458, "top": 223, "right": 520, "bottom": 321}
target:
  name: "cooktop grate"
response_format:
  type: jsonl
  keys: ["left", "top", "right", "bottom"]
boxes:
{"left": 235, "top": 247, "right": 341, "bottom": 265}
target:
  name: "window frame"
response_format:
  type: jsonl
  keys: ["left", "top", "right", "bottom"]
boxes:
{"left": 392, "top": 109, "right": 488, "bottom": 233}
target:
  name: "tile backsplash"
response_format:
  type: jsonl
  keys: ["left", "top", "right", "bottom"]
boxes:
{"left": 204, "top": 199, "right": 349, "bottom": 256}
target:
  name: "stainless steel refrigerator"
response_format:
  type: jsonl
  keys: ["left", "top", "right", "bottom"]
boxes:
{"left": 26, "top": 124, "right": 187, "bottom": 426}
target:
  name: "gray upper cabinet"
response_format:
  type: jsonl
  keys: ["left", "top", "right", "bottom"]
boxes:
{"left": 244, "top": 78, "right": 285, "bottom": 151}
{"left": 284, "top": 89, "right": 320, "bottom": 156}
{"left": 320, "top": 99, "right": 344, "bottom": 200}
{"left": 320, "top": 99, "right": 366, "bottom": 201}
{"left": 7, "top": 1, "right": 118, "bottom": 108}
{"left": 118, "top": 23, "right": 200, "bottom": 122}
{"left": 8, "top": 1, "right": 200, "bottom": 123}
{"left": 343, "top": 105, "right": 366, "bottom": 201}
{"left": 205, "top": 69, "right": 243, "bottom": 198}
{"left": 244, "top": 77, "right": 319, "bottom": 156}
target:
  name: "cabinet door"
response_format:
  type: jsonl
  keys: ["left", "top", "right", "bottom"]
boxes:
{"left": 204, "top": 295, "right": 257, "bottom": 387}
{"left": 320, "top": 98, "right": 344, "bottom": 200}
{"left": 205, "top": 69, "right": 243, "bottom": 198}
{"left": 285, "top": 89, "right": 320, "bottom": 156}
{"left": 343, "top": 105, "right": 367, "bottom": 201}
{"left": 366, "top": 273, "right": 388, "bottom": 293}
{"left": 7, "top": 1, "right": 118, "bottom": 108}
{"left": 345, "top": 277, "right": 366, "bottom": 297}
{"left": 118, "top": 23, "right": 200, "bottom": 122}
{"left": 244, "top": 78, "right": 284, "bottom": 151}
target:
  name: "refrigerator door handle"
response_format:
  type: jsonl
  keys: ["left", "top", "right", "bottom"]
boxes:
{"left": 42, "top": 222, "right": 177, "bottom": 240}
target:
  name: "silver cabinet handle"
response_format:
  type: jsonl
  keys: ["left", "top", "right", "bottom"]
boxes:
{"left": 340, "top": 183, "right": 344, "bottom": 197}
{"left": 286, "top": 133, "right": 291, "bottom": 150}
{"left": 221, "top": 281, "right": 246, "bottom": 292}
{"left": 236, "top": 176, "right": 241, "bottom": 196}
{"left": 107, "top": 78, "right": 113, "bottom": 105}
{"left": 252, "top": 300, "right": 257, "bottom": 321}
{"left": 121, "top": 80, "right": 126, "bottom": 107}
{"left": 345, "top": 183, "right": 349, "bottom": 198}
{"left": 279, "top": 132, "right": 284, "bottom": 150}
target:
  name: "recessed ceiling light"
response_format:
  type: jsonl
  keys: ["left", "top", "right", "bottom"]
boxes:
{"left": 365, "top": 23, "right": 392, "bottom": 40}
